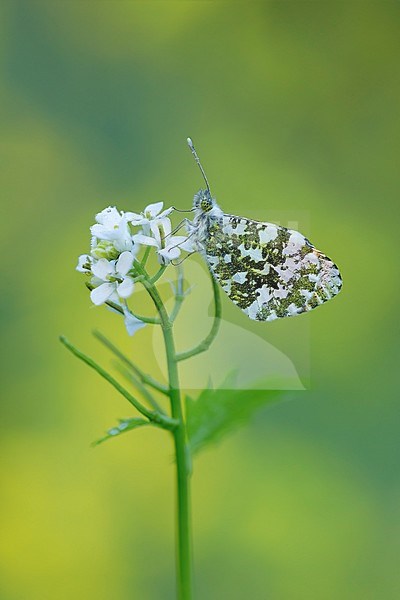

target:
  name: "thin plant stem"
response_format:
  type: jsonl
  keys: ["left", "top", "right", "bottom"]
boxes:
{"left": 113, "top": 361, "right": 165, "bottom": 414}
{"left": 93, "top": 330, "right": 169, "bottom": 395}
{"left": 60, "top": 336, "right": 177, "bottom": 430}
{"left": 176, "top": 272, "right": 221, "bottom": 361}
{"left": 140, "top": 245, "right": 151, "bottom": 267}
{"left": 135, "top": 262, "right": 193, "bottom": 600}
{"left": 150, "top": 264, "right": 167, "bottom": 284}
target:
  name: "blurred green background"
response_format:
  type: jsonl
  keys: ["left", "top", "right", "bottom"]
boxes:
{"left": 1, "top": 2, "right": 399, "bottom": 599}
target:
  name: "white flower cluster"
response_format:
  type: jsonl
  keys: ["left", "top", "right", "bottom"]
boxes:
{"left": 77, "top": 202, "right": 193, "bottom": 309}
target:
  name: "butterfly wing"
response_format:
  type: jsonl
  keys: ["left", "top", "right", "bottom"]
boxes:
{"left": 202, "top": 214, "right": 342, "bottom": 321}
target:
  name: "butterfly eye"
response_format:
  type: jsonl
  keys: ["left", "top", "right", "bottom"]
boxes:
{"left": 201, "top": 199, "right": 212, "bottom": 211}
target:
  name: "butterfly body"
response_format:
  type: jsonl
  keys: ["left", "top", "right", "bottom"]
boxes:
{"left": 188, "top": 189, "right": 342, "bottom": 322}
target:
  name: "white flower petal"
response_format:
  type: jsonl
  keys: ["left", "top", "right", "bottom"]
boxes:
{"left": 91, "top": 224, "right": 120, "bottom": 242}
{"left": 113, "top": 236, "right": 133, "bottom": 253}
{"left": 134, "top": 218, "right": 149, "bottom": 228}
{"left": 157, "top": 253, "right": 171, "bottom": 265}
{"left": 145, "top": 202, "right": 163, "bottom": 217}
{"left": 159, "top": 216, "right": 172, "bottom": 238}
{"left": 116, "top": 251, "right": 134, "bottom": 276}
{"left": 158, "top": 207, "right": 174, "bottom": 219}
{"left": 167, "top": 247, "right": 182, "bottom": 259}
{"left": 91, "top": 258, "right": 114, "bottom": 280}
{"left": 95, "top": 206, "right": 121, "bottom": 227}
{"left": 76, "top": 254, "right": 92, "bottom": 272}
{"left": 90, "top": 282, "right": 115, "bottom": 305}
{"left": 132, "top": 233, "right": 159, "bottom": 247}
{"left": 125, "top": 211, "right": 142, "bottom": 223}
{"left": 124, "top": 312, "right": 146, "bottom": 336}
{"left": 150, "top": 221, "right": 163, "bottom": 246}
{"left": 109, "top": 290, "right": 120, "bottom": 303}
{"left": 159, "top": 246, "right": 181, "bottom": 260}
{"left": 90, "top": 223, "right": 107, "bottom": 238}
{"left": 162, "top": 236, "right": 193, "bottom": 255}
{"left": 117, "top": 277, "right": 134, "bottom": 299}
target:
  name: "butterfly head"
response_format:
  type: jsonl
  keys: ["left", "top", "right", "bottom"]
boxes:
{"left": 193, "top": 189, "right": 214, "bottom": 213}
{"left": 188, "top": 140, "right": 222, "bottom": 217}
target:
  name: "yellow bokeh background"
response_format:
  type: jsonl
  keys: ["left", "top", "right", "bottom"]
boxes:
{"left": 1, "top": 2, "right": 399, "bottom": 599}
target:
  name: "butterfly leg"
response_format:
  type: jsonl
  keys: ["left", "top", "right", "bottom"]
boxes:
{"left": 162, "top": 217, "right": 192, "bottom": 240}
{"left": 171, "top": 251, "right": 196, "bottom": 266}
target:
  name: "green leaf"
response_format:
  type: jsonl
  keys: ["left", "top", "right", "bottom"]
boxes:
{"left": 186, "top": 372, "right": 285, "bottom": 455}
{"left": 92, "top": 417, "right": 152, "bottom": 446}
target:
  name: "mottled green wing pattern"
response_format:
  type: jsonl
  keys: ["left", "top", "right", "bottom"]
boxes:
{"left": 203, "top": 214, "right": 342, "bottom": 321}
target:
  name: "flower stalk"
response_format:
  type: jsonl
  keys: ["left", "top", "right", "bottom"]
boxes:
{"left": 59, "top": 335, "right": 177, "bottom": 430}
{"left": 63, "top": 201, "right": 222, "bottom": 600}
{"left": 134, "top": 261, "right": 193, "bottom": 598}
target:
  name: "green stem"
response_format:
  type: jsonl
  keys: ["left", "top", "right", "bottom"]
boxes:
{"left": 135, "top": 263, "right": 192, "bottom": 600}
{"left": 59, "top": 336, "right": 177, "bottom": 430}
{"left": 166, "top": 329, "right": 192, "bottom": 600}
{"left": 150, "top": 264, "right": 167, "bottom": 284}
{"left": 176, "top": 272, "right": 221, "bottom": 362}
{"left": 113, "top": 361, "right": 165, "bottom": 414}
{"left": 140, "top": 246, "right": 151, "bottom": 267}
{"left": 160, "top": 316, "right": 192, "bottom": 600}
{"left": 93, "top": 330, "right": 168, "bottom": 395}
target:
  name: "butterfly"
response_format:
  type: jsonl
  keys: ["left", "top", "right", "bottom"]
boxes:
{"left": 185, "top": 138, "right": 342, "bottom": 322}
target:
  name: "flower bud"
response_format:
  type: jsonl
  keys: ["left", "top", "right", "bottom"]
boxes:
{"left": 91, "top": 240, "right": 120, "bottom": 260}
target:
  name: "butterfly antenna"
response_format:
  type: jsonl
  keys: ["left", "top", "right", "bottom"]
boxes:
{"left": 187, "top": 137, "right": 211, "bottom": 193}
